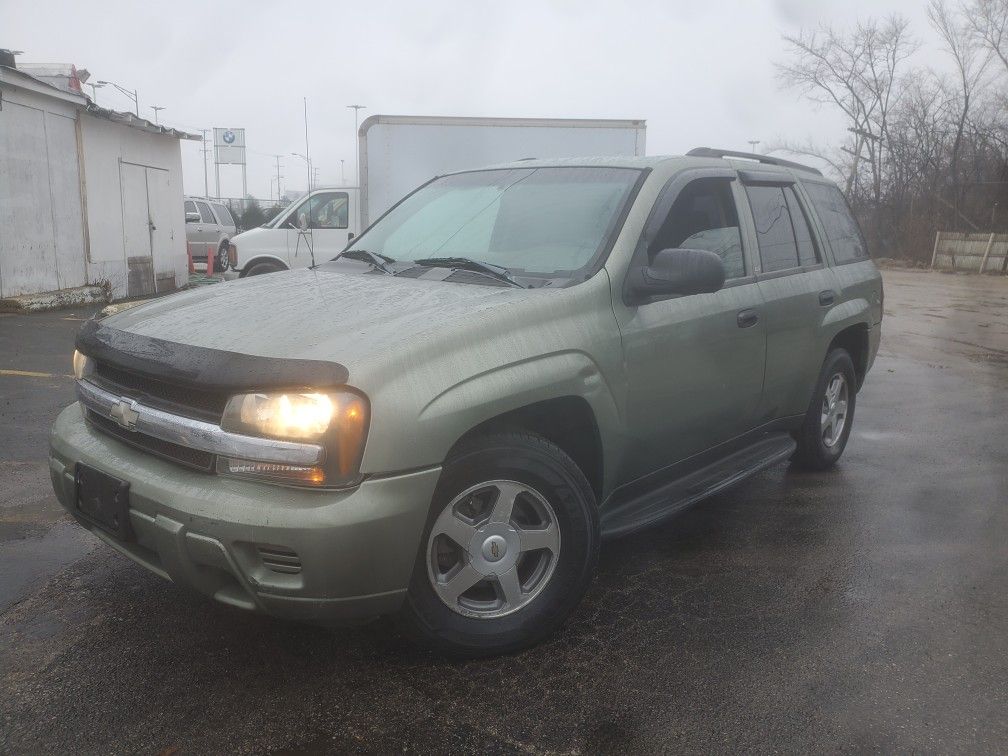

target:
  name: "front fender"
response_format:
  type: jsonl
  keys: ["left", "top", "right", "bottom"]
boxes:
{"left": 362, "top": 351, "right": 623, "bottom": 487}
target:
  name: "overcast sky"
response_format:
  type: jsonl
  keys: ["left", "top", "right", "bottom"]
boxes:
{"left": 5, "top": 0, "right": 951, "bottom": 201}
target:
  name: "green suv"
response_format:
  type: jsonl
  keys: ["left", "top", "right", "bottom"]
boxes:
{"left": 51, "top": 149, "right": 882, "bottom": 657}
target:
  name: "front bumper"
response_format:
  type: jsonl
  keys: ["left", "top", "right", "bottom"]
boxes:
{"left": 49, "top": 403, "right": 440, "bottom": 624}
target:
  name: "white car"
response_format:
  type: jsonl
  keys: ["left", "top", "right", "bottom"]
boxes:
{"left": 228, "top": 188, "right": 359, "bottom": 277}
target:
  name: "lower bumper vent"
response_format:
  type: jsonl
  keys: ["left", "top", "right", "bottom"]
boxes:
{"left": 257, "top": 545, "right": 302, "bottom": 575}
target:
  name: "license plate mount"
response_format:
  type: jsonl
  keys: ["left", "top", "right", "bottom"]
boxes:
{"left": 75, "top": 463, "right": 134, "bottom": 541}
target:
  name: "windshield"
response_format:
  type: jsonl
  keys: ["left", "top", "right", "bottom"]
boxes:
{"left": 347, "top": 167, "right": 641, "bottom": 279}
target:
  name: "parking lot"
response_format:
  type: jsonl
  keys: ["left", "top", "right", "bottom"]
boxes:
{"left": 1, "top": 268, "right": 1006, "bottom": 753}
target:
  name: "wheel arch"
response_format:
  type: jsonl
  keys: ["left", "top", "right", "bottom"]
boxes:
{"left": 239, "top": 254, "right": 289, "bottom": 276}
{"left": 826, "top": 322, "right": 870, "bottom": 389}
{"left": 448, "top": 396, "right": 605, "bottom": 502}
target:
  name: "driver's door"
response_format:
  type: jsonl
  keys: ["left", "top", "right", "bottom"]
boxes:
{"left": 615, "top": 174, "right": 767, "bottom": 483}
{"left": 283, "top": 191, "right": 350, "bottom": 268}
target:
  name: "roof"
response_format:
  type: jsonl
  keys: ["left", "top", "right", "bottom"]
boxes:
{"left": 0, "top": 64, "right": 198, "bottom": 140}
{"left": 85, "top": 103, "right": 200, "bottom": 140}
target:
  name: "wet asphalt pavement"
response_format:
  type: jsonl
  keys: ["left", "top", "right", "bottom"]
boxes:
{"left": 1, "top": 270, "right": 1006, "bottom": 754}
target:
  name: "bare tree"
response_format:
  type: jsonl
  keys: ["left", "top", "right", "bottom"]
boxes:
{"left": 929, "top": 0, "right": 994, "bottom": 222}
{"left": 777, "top": 16, "right": 916, "bottom": 204}
{"left": 967, "top": 0, "right": 1008, "bottom": 73}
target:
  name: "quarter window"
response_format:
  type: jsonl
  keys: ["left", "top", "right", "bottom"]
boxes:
{"left": 803, "top": 183, "right": 868, "bottom": 263}
{"left": 649, "top": 178, "right": 746, "bottom": 279}
{"left": 211, "top": 203, "right": 235, "bottom": 227}
{"left": 184, "top": 200, "right": 197, "bottom": 216}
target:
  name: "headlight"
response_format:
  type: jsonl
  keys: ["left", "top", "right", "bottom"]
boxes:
{"left": 72, "top": 349, "right": 92, "bottom": 380}
{"left": 218, "top": 390, "right": 369, "bottom": 488}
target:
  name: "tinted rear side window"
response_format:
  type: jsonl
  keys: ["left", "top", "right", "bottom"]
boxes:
{"left": 803, "top": 183, "right": 868, "bottom": 263}
{"left": 745, "top": 185, "right": 799, "bottom": 273}
{"left": 783, "top": 186, "right": 820, "bottom": 266}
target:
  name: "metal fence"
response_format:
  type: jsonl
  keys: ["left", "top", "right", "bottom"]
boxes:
{"left": 930, "top": 232, "right": 1008, "bottom": 274}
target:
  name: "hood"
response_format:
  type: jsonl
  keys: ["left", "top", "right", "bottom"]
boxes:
{"left": 102, "top": 268, "right": 536, "bottom": 374}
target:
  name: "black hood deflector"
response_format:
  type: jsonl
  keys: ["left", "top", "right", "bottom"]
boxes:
{"left": 76, "top": 319, "right": 350, "bottom": 392}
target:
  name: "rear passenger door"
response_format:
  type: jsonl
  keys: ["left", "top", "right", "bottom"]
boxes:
{"left": 741, "top": 175, "right": 837, "bottom": 420}
{"left": 193, "top": 200, "right": 218, "bottom": 260}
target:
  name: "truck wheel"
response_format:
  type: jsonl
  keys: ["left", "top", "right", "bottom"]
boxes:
{"left": 792, "top": 348, "right": 857, "bottom": 470}
{"left": 397, "top": 432, "right": 599, "bottom": 658}
{"left": 244, "top": 261, "right": 284, "bottom": 277}
{"left": 215, "top": 242, "right": 230, "bottom": 272}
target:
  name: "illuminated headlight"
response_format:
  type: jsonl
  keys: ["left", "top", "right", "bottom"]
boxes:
{"left": 72, "top": 349, "right": 92, "bottom": 380}
{"left": 219, "top": 390, "right": 369, "bottom": 487}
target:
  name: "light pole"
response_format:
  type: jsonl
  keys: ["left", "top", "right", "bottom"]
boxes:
{"left": 96, "top": 80, "right": 139, "bottom": 116}
{"left": 747, "top": 139, "right": 760, "bottom": 153}
{"left": 340, "top": 159, "right": 346, "bottom": 184}
{"left": 149, "top": 105, "right": 165, "bottom": 125}
{"left": 85, "top": 81, "right": 105, "bottom": 104}
{"left": 347, "top": 104, "right": 366, "bottom": 184}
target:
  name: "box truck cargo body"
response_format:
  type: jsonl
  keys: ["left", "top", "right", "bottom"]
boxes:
{"left": 228, "top": 115, "right": 646, "bottom": 276}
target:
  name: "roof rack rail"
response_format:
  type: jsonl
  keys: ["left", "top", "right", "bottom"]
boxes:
{"left": 686, "top": 147, "right": 822, "bottom": 176}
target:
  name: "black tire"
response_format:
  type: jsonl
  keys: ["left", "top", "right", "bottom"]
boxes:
{"left": 397, "top": 432, "right": 600, "bottom": 658}
{"left": 215, "top": 241, "right": 230, "bottom": 272}
{"left": 792, "top": 348, "right": 857, "bottom": 470}
{"left": 243, "top": 261, "right": 285, "bottom": 277}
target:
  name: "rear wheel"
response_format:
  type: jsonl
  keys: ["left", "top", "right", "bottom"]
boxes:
{"left": 397, "top": 432, "right": 599, "bottom": 658}
{"left": 215, "top": 241, "right": 230, "bottom": 272}
{"left": 792, "top": 348, "right": 857, "bottom": 470}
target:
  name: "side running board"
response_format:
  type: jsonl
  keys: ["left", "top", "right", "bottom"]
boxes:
{"left": 600, "top": 433, "right": 797, "bottom": 539}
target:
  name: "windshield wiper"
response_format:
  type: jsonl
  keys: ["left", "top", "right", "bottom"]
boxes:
{"left": 412, "top": 257, "right": 526, "bottom": 289}
{"left": 337, "top": 249, "right": 397, "bottom": 275}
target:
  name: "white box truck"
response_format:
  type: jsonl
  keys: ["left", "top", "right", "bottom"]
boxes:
{"left": 228, "top": 115, "right": 646, "bottom": 276}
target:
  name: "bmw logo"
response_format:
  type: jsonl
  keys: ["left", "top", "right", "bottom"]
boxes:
{"left": 223, "top": 130, "right": 236, "bottom": 144}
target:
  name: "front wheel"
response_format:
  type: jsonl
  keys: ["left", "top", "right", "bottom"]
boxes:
{"left": 792, "top": 348, "right": 857, "bottom": 470}
{"left": 397, "top": 432, "right": 600, "bottom": 658}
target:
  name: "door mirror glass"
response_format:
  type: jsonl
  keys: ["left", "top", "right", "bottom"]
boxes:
{"left": 628, "top": 248, "right": 726, "bottom": 302}
{"left": 185, "top": 211, "right": 201, "bottom": 223}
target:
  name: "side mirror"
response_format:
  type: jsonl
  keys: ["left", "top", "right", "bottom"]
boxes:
{"left": 347, "top": 231, "right": 355, "bottom": 241}
{"left": 627, "top": 248, "right": 726, "bottom": 302}
{"left": 297, "top": 213, "right": 309, "bottom": 232}
{"left": 185, "top": 211, "right": 200, "bottom": 223}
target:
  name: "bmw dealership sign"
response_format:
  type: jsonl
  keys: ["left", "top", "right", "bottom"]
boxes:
{"left": 213, "top": 127, "right": 245, "bottom": 165}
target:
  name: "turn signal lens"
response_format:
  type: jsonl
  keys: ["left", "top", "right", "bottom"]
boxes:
{"left": 72, "top": 350, "right": 91, "bottom": 380}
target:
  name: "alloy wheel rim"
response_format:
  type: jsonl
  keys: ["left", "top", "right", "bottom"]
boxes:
{"left": 426, "top": 480, "right": 561, "bottom": 619}
{"left": 821, "top": 372, "right": 849, "bottom": 448}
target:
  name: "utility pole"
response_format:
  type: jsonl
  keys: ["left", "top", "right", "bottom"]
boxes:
{"left": 340, "top": 159, "right": 345, "bottom": 184}
{"left": 347, "top": 104, "right": 366, "bottom": 184}
{"left": 747, "top": 139, "right": 760, "bottom": 153}
{"left": 200, "top": 129, "right": 211, "bottom": 198}
{"left": 312, "top": 167, "right": 320, "bottom": 188}
{"left": 272, "top": 155, "right": 283, "bottom": 202}
{"left": 149, "top": 105, "right": 165, "bottom": 124}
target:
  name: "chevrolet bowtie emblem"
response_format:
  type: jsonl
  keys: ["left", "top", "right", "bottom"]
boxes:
{"left": 110, "top": 398, "right": 140, "bottom": 431}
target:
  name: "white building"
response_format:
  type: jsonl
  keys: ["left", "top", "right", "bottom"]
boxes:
{"left": 0, "top": 58, "right": 198, "bottom": 300}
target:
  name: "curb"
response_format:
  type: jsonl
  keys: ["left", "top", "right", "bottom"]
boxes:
{"left": 0, "top": 285, "right": 109, "bottom": 314}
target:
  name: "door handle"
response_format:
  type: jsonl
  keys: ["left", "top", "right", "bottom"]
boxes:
{"left": 737, "top": 309, "right": 759, "bottom": 328}
{"left": 819, "top": 290, "right": 836, "bottom": 306}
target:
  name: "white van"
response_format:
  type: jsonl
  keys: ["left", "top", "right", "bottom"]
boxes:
{"left": 228, "top": 187, "right": 360, "bottom": 277}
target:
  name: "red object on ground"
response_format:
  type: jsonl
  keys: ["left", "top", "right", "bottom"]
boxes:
{"left": 187, "top": 242, "right": 194, "bottom": 274}
{"left": 206, "top": 244, "right": 214, "bottom": 276}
